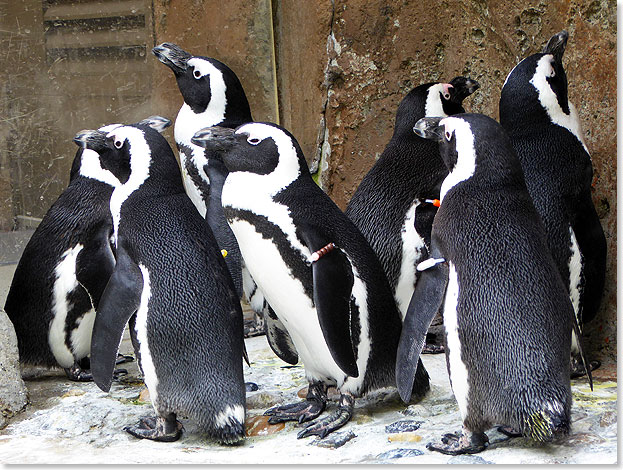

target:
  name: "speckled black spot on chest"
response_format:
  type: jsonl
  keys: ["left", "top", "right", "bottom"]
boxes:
{"left": 178, "top": 143, "right": 210, "bottom": 203}
{"left": 225, "top": 207, "right": 313, "bottom": 300}
{"left": 63, "top": 286, "right": 93, "bottom": 347}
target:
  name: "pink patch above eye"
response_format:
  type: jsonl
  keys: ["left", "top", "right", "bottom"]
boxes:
{"left": 442, "top": 83, "right": 454, "bottom": 98}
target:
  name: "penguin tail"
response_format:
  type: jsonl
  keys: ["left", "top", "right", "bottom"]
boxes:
{"left": 208, "top": 404, "right": 246, "bottom": 445}
{"left": 524, "top": 401, "right": 570, "bottom": 442}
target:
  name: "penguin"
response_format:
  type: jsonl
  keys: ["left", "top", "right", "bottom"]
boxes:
{"left": 397, "top": 113, "right": 578, "bottom": 454}
{"left": 499, "top": 31, "right": 606, "bottom": 377}
{"left": 191, "top": 123, "right": 430, "bottom": 439}
{"left": 345, "top": 77, "right": 479, "bottom": 350}
{"left": 80, "top": 123, "right": 246, "bottom": 444}
{"left": 3, "top": 116, "right": 169, "bottom": 381}
{"left": 153, "top": 42, "right": 294, "bottom": 365}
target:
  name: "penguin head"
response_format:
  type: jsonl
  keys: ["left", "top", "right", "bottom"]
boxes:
{"left": 73, "top": 116, "right": 174, "bottom": 187}
{"left": 500, "top": 31, "right": 570, "bottom": 126}
{"left": 153, "top": 43, "right": 252, "bottom": 122}
{"left": 192, "top": 122, "right": 307, "bottom": 184}
{"left": 393, "top": 77, "right": 479, "bottom": 137}
{"left": 414, "top": 113, "right": 522, "bottom": 199}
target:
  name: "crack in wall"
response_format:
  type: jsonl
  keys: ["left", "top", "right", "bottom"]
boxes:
{"left": 311, "top": 0, "right": 336, "bottom": 188}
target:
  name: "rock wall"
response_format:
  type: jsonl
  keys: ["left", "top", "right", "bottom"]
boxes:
{"left": 0, "top": 309, "right": 28, "bottom": 429}
{"left": 152, "top": 0, "right": 616, "bottom": 361}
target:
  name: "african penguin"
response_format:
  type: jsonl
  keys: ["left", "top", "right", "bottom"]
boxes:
{"left": 153, "top": 42, "right": 291, "bottom": 362}
{"left": 192, "top": 122, "right": 429, "bottom": 439}
{"left": 499, "top": 30, "right": 606, "bottom": 377}
{"left": 82, "top": 122, "right": 246, "bottom": 444}
{"left": 4, "top": 116, "right": 169, "bottom": 381}
{"left": 398, "top": 113, "right": 575, "bottom": 455}
{"left": 345, "top": 77, "right": 478, "bottom": 350}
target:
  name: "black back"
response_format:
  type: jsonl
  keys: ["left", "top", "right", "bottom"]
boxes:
{"left": 433, "top": 114, "right": 572, "bottom": 434}
{"left": 346, "top": 79, "right": 475, "bottom": 291}
{"left": 5, "top": 149, "right": 115, "bottom": 367}
{"left": 500, "top": 40, "right": 606, "bottom": 325}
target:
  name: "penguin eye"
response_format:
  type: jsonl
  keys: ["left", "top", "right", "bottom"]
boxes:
{"left": 247, "top": 137, "right": 261, "bottom": 145}
{"left": 114, "top": 139, "right": 124, "bottom": 149}
{"left": 193, "top": 69, "right": 202, "bottom": 79}
{"left": 444, "top": 130, "right": 452, "bottom": 141}
{"left": 443, "top": 92, "right": 451, "bottom": 100}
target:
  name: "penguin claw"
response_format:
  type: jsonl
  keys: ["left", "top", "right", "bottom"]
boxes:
{"left": 427, "top": 429, "right": 489, "bottom": 455}
{"left": 296, "top": 408, "right": 352, "bottom": 439}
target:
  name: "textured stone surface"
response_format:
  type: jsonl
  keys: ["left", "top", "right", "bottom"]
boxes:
{"left": 0, "top": 309, "right": 28, "bottom": 429}
{"left": 0, "top": 334, "right": 616, "bottom": 464}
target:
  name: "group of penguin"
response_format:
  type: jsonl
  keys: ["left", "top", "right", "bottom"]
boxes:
{"left": 5, "top": 29, "right": 606, "bottom": 454}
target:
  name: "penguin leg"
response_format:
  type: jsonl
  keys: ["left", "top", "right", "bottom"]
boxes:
{"left": 297, "top": 392, "right": 354, "bottom": 439}
{"left": 124, "top": 413, "right": 183, "bottom": 442}
{"left": 426, "top": 427, "right": 489, "bottom": 455}
{"left": 264, "top": 381, "right": 327, "bottom": 424}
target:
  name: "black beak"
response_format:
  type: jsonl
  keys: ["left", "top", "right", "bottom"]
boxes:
{"left": 152, "top": 42, "right": 192, "bottom": 73}
{"left": 448, "top": 77, "right": 480, "bottom": 103}
{"left": 413, "top": 117, "right": 444, "bottom": 141}
{"left": 542, "top": 30, "right": 568, "bottom": 62}
{"left": 73, "top": 129, "right": 109, "bottom": 151}
{"left": 191, "top": 126, "right": 238, "bottom": 152}
{"left": 137, "top": 115, "right": 172, "bottom": 133}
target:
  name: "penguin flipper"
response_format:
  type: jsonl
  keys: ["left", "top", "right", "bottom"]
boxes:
{"left": 264, "top": 305, "right": 299, "bottom": 365}
{"left": 75, "top": 223, "right": 116, "bottom": 309}
{"left": 90, "top": 252, "right": 143, "bottom": 392}
{"left": 396, "top": 248, "right": 449, "bottom": 403}
{"left": 570, "top": 308, "right": 593, "bottom": 391}
{"left": 300, "top": 227, "right": 358, "bottom": 378}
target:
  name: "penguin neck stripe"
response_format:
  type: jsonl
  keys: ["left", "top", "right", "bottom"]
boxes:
{"left": 439, "top": 119, "right": 476, "bottom": 202}
{"left": 109, "top": 127, "right": 151, "bottom": 245}
{"left": 425, "top": 84, "right": 448, "bottom": 118}
{"left": 79, "top": 149, "right": 120, "bottom": 187}
{"left": 225, "top": 124, "right": 302, "bottom": 201}
{"left": 529, "top": 55, "right": 588, "bottom": 153}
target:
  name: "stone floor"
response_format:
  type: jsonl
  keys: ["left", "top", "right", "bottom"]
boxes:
{"left": 0, "top": 331, "right": 617, "bottom": 464}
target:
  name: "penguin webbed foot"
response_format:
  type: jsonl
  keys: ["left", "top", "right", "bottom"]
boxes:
{"left": 497, "top": 425, "right": 522, "bottom": 438}
{"left": 421, "top": 343, "right": 445, "bottom": 354}
{"left": 245, "top": 382, "right": 259, "bottom": 392}
{"left": 124, "top": 414, "right": 183, "bottom": 442}
{"left": 570, "top": 353, "right": 600, "bottom": 379}
{"left": 265, "top": 381, "right": 327, "bottom": 424}
{"left": 427, "top": 428, "right": 489, "bottom": 455}
{"left": 264, "top": 398, "right": 326, "bottom": 425}
{"left": 64, "top": 363, "right": 93, "bottom": 382}
{"left": 297, "top": 393, "right": 354, "bottom": 439}
{"left": 115, "top": 353, "right": 134, "bottom": 365}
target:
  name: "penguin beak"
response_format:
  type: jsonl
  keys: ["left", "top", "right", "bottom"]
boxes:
{"left": 137, "top": 115, "right": 172, "bottom": 133}
{"left": 542, "top": 30, "right": 568, "bottom": 63}
{"left": 73, "top": 129, "right": 108, "bottom": 151}
{"left": 191, "top": 126, "right": 238, "bottom": 152}
{"left": 413, "top": 117, "right": 444, "bottom": 141}
{"left": 448, "top": 77, "right": 480, "bottom": 103}
{"left": 152, "top": 43, "right": 192, "bottom": 73}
